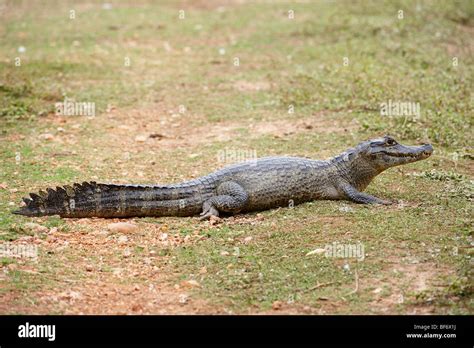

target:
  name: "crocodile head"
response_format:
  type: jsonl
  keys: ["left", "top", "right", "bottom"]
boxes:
{"left": 360, "top": 135, "right": 433, "bottom": 171}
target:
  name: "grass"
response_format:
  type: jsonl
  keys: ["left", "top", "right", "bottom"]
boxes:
{"left": 0, "top": 0, "right": 472, "bottom": 314}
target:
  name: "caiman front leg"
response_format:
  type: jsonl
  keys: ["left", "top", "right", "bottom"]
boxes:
{"left": 341, "top": 184, "right": 392, "bottom": 205}
{"left": 199, "top": 181, "right": 249, "bottom": 220}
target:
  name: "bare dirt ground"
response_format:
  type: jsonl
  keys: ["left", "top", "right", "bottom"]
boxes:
{"left": 1, "top": 105, "right": 461, "bottom": 314}
{"left": 3, "top": 105, "right": 359, "bottom": 314}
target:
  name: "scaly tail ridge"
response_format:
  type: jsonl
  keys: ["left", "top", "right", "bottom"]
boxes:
{"left": 13, "top": 181, "right": 204, "bottom": 218}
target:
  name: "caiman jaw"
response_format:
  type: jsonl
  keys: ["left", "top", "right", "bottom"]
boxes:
{"left": 382, "top": 144, "right": 433, "bottom": 160}
{"left": 379, "top": 143, "right": 433, "bottom": 168}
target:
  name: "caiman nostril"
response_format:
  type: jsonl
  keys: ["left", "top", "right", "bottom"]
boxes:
{"left": 422, "top": 144, "right": 433, "bottom": 154}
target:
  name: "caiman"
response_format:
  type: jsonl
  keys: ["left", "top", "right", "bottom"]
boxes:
{"left": 13, "top": 136, "right": 433, "bottom": 220}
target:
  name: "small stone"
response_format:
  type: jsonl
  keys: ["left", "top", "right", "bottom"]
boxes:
{"left": 69, "top": 291, "right": 82, "bottom": 300}
{"left": 85, "top": 265, "right": 93, "bottom": 272}
{"left": 272, "top": 301, "right": 283, "bottom": 310}
{"left": 131, "top": 303, "right": 143, "bottom": 312}
{"left": 178, "top": 294, "right": 188, "bottom": 304}
{"left": 38, "top": 133, "right": 54, "bottom": 141}
{"left": 373, "top": 287, "right": 383, "bottom": 294}
{"left": 134, "top": 135, "right": 147, "bottom": 142}
{"left": 143, "top": 257, "right": 152, "bottom": 265}
{"left": 24, "top": 222, "right": 48, "bottom": 234}
{"left": 243, "top": 236, "right": 253, "bottom": 244}
{"left": 209, "top": 215, "right": 221, "bottom": 225}
{"left": 181, "top": 280, "right": 201, "bottom": 288}
{"left": 220, "top": 250, "right": 230, "bottom": 256}
{"left": 117, "top": 235, "right": 129, "bottom": 244}
{"left": 107, "top": 222, "right": 138, "bottom": 234}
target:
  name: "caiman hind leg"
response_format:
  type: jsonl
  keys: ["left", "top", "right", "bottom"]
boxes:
{"left": 341, "top": 184, "right": 392, "bottom": 205}
{"left": 199, "top": 181, "right": 249, "bottom": 220}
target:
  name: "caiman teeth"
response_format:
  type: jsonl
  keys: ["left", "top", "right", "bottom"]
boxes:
{"left": 381, "top": 151, "right": 423, "bottom": 158}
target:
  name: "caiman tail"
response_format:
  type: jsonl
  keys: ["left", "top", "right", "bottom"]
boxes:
{"left": 13, "top": 181, "right": 205, "bottom": 218}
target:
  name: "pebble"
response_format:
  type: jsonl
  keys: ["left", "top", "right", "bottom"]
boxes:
{"left": 178, "top": 294, "right": 188, "bottom": 304}
{"left": 117, "top": 235, "right": 129, "bottom": 244}
{"left": 24, "top": 222, "right": 49, "bottom": 234}
{"left": 134, "top": 135, "right": 147, "bottom": 142}
{"left": 107, "top": 222, "right": 138, "bottom": 234}
{"left": 243, "top": 236, "right": 253, "bottom": 244}
{"left": 272, "top": 301, "right": 283, "bottom": 310}
{"left": 181, "top": 280, "right": 201, "bottom": 288}
{"left": 38, "top": 133, "right": 54, "bottom": 141}
{"left": 209, "top": 215, "right": 221, "bottom": 225}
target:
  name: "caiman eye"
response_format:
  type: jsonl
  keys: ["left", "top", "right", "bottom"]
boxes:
{"left": 386, "top": 138, "right": 397, "bottom": 146}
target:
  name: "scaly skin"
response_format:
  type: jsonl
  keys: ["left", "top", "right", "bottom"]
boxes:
{"left": 13, "top": 136, "right": 433, "bottom": 219}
